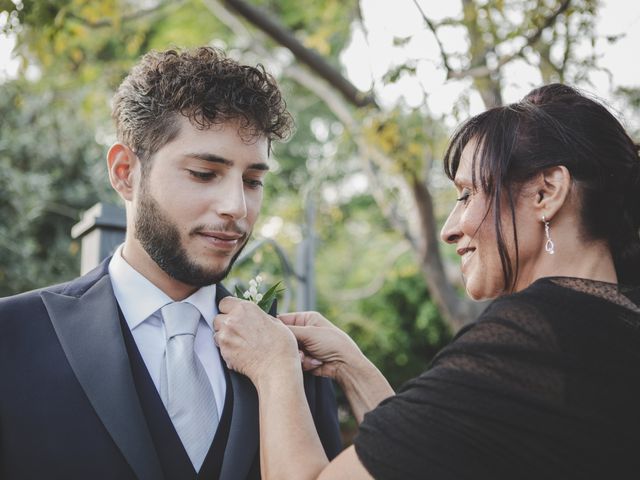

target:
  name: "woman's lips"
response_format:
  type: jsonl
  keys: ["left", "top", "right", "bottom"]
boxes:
{"left": 458, "top": 247, "right": 476, "bottom": 270}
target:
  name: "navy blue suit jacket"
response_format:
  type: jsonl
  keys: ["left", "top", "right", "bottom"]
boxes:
{"left": 0, "top": 260, "right": 341, "bottom": 479}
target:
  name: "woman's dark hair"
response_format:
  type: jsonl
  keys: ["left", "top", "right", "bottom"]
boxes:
{"left": 112, "top": 46, "right": 293, "bottom": 165}
{"left": 443, "top": 83, "right": 640, "bottom": 288}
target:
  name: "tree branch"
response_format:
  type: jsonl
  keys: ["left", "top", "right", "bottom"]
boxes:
{"left": 219, "top": 0, "right": 377, "bottom": 109}
{"left": 412, "top": 0, "right": 453, "bottom": 74}
{"left": 441, "top": 0, "right": 572, "bottom": 80}
{"left": 410, "top": 176, "right": 481, "bottom": 328}
{"left": 205, "top": 0, "right": 475, "bottom": 328}
{"left": 67, "top": 0, "right": 184, "bottom": 28}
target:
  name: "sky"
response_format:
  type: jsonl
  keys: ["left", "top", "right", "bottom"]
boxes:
{"left": 340, "top": 0, "right": 640, "bottom": 121}
{"left": 1, "top": 0, "right": 639, "bottom": 118}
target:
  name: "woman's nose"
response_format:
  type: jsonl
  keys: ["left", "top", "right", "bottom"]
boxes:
{"left": 440, "top": 209, "right": 462, "bottom": 245}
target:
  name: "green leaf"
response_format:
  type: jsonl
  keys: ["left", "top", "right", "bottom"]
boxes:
{"left": 234, "top": 284, "right": 246, "bottom": 298}
{"left": 257, "top": 281, "right": 285, "bottom": 312}
{"left": 393, "top": 35, "right": 412, "bottom": 47}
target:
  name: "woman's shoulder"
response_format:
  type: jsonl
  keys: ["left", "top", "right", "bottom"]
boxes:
{"left": 482, "top": 277, "right": 576, "bottom": 314}
{"left": 449, "top": 277, "right": 640, "bottom": 365}
{"left": 454, "top": 279, "right": 563, "bottom": 345}
{"left": 474, "top": 276, "right": 639, "bottom": 328}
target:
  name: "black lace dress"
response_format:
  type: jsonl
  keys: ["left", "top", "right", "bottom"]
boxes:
{"left": 354, "top": 277, "right": 640, "bottom": 479}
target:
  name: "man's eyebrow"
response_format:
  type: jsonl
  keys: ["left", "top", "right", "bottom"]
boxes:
{"left": 185, "top": 152, "right": 270, "bottom": 171}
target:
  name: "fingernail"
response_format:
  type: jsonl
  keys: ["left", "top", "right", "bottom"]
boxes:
{"left": 309, "top": 359, "right": 322, "bottom": 367}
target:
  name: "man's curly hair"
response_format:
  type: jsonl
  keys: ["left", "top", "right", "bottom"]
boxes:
{"left": 111, "top": 46, "right": 293, "bottom": 163}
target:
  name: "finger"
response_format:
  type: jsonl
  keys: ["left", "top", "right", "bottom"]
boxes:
{"left": 287, "top": 324, "right": 321, "bottom": 343}
{"left": 219, "top": 296, "right": 241, "bottom": 314}
{"left": 277, "top": 312, "right": 306, "bottom": 326}
{"left": 301, "top": 355, "right": 323, "bottom": 371}
{"left": 278, "top": 311, "right": 327, "bottom": 327}
{"left": 215, "top": 330, "right": 225, "bottom": 347}
{"left": 213, "top": 313, "right": 227, "bottom": 332}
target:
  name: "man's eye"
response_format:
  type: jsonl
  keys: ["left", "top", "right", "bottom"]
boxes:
{"left": 188, "top": 170, "right": 216, "bottom": 180}
{"left": 244, "top": 178, "right": 264, "bottom": 188}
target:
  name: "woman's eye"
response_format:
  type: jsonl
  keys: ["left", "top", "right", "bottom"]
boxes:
{"left": 456, "top": 189, "right": 471, "bottom": 204}
{"left": 188, "top": 170, "right": 216, "bottom": 180}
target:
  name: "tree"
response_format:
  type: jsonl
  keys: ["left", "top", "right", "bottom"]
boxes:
{"left": 0, "top": 0, "right": 613, "bottom": 330}
{"left": 0, "top": 79, "right": 116, "bottom": 295}
{"left": 200, "top": 0, "right": 602, "bottom": 329}
{"left": 3, "top": 0, "right": 630, "bottom": 438}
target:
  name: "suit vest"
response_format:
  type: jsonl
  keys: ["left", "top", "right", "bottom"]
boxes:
{"left": 119, "top": 308, "right": 234, "bottom": 480}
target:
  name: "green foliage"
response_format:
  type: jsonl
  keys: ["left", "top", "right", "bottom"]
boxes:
{"left": 355, "top": 268, "right": 451, "bottom": 388}
{"left": 313, "top": 193, "right": 451, "bottom": 389}
{"left": 363, "top": 107, "right": 448, "bottom": 180}
{"left": 0, "top": 0, "right": 625, "bottom": 441}
{"left": 0, "top": 79, "right": 116, "bottom": 295}
{"left": 615, "top": 86, "right": 640, "bottom": 138}
{"left": 259, "top": 0, "right": 358, "bottom": 61}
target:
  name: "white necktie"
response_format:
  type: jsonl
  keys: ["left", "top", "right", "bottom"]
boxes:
{"left": 159, "top": 302, "right": 219, "bottom": 471}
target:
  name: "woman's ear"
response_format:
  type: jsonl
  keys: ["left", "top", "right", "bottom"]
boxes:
{"left": 533, "top": 165, "right": 572, "bottom": 220}
{"left": 107, "top": 143, "right": 139, "bottom": 202}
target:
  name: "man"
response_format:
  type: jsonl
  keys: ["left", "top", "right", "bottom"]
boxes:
{"left": 0, "top": 47, "right": 341, "bottom": 479}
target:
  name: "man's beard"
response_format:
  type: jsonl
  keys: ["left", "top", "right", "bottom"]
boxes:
{"left": 134, "top": 188, "right": 249, "bottom": 288}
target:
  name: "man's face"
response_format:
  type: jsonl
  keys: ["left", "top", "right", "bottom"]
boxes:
{"left": 132, "top": 117, "right": 268, "bottom": 287}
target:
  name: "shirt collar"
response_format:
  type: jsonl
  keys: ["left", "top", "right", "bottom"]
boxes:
{"left": 108, "top": 244, "right": 218, "bottom": 331}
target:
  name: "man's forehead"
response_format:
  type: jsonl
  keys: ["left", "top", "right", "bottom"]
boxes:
{"left": 179, "top": 114, "right": 269, "bottom": 142}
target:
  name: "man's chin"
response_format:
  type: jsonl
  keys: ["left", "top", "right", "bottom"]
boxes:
{"left": 170, "top": 236, "right": 249, "bottom": 287}
{"left": 179, "top": 263, "right": 232, "bottom": 287}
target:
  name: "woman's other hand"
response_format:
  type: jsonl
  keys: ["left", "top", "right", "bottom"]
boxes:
{"left": 278, "top": 312, "right": 366, "bottom": 382}
{"left": 214, "top": 297, "right": 300, "bottom": 387}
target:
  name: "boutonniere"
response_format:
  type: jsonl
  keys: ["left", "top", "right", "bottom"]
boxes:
{"left": 235, "top": 274, "right": 284, "bottom": 312}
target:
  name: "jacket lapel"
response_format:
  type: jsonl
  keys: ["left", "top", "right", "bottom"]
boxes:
{"left": 216, "top": 285, "right": 260, "bottom": 480}
{"left": 41, "top": 274, "right": 164, "bottom": 480}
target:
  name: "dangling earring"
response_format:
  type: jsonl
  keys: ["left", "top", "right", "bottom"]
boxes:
{"left": 542, "top": 215, "right": 555, "bottom": 255}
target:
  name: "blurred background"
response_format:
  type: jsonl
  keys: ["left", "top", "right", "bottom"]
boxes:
{"left": 1, "top": 0, "right": 639, "bottom": 440}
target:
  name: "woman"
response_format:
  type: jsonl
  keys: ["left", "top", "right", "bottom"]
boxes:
{"left": 214, "top": 84, "right": 640, "bottom": 479}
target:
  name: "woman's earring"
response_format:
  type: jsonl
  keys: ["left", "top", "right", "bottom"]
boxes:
{"left": 542, "top": 215, "right": 555, "bottom": 255}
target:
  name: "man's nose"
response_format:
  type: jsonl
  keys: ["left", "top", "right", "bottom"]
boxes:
{"left": 215, "top": 177, "right": 248, "bottom": 220}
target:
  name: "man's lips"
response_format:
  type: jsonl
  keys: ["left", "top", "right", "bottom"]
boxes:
{"left": 196, "top": 231, "right": 245, "bottom": 250}
{"left": 199, "top": 231, "right": 244, "bottom": 241}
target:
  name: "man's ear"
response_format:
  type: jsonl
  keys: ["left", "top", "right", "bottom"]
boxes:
{"left": 107, "top": 143, "right": 139, "bottom": 202}
{"left": 532, "top": 165, "right": 572, "bottom": 220}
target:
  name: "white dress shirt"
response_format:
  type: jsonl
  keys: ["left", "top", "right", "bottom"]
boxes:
{"left": 108, "top": 245, "right": 226, "bottom": 415}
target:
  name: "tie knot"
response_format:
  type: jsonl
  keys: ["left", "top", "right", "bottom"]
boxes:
{"left": 161, "top": 302, "right": 201, "bottom": 339}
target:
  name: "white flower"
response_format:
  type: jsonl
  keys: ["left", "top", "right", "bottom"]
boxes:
{"left": 236, "top": 273, "right": 281, "bottom": 310}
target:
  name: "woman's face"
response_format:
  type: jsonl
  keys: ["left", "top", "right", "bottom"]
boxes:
{"left": 440, "top": 141, "right": 543, "bottom": 300}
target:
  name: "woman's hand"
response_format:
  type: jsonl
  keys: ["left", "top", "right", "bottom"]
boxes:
{"left": 278, "top": 311, "right": 367, "bottom": 382}
{"left": 280, "top": 312, "right": 393, "bottom": 422}
{"left": 214, "top": 297, "right": 300, "bottom": 388}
